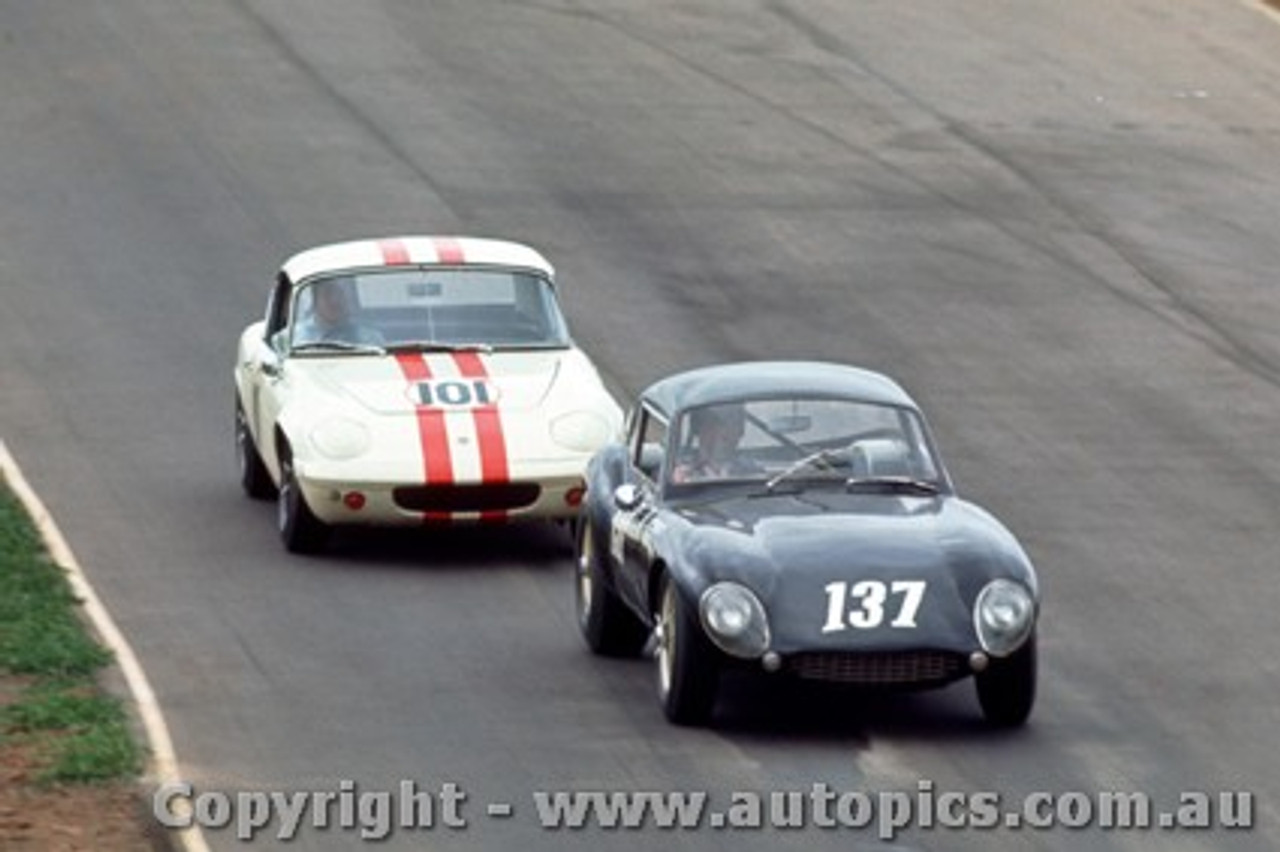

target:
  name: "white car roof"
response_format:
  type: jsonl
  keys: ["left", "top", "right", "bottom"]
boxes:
{"left": 281, "top": 236, "right": 555, "bottom": 283}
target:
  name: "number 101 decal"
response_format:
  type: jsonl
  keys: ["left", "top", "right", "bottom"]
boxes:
{"left": 822, "top": 580, "right": 927, "bottom": 632}
{"left": 413, "top": 379, "right": 498, "bottom": 408}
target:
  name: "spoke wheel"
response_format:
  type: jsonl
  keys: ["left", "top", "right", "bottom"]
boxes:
{"left": 575, "top": 518, "right": 647, "bottom": 656}
{"left": 655, "top": 575, "right": 718, "bottom": 726}
{"left": 235, "top": 399, "right": 275, "bottom": 499}
{"left": 277, "top": 451, "right": 330, "bottom": 554}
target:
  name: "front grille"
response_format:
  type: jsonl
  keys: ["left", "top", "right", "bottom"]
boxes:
{"left": 786, "top": 650, "right": 967, "bottom": 686}
{"left": 392, "top": 483, "right": 541, "bottom": 513}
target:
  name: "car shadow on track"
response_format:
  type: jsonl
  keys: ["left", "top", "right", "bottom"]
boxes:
{"left": 710, "top": 673, "right": 1026, "bottom": 744}
{"left": 304, "top": 519, "right": 576, "bottom": 571}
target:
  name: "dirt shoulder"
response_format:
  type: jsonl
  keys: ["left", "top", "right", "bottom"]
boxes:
{"left": 0, "top": 675, "right": 162, "bottom": 851}
{"left": 0, "top": 478, "right": 170, "bottom": 851}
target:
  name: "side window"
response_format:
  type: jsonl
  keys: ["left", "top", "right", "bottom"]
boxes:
{"left": 264, "top": 273, "right": 293, "bottom": 341}
{"left": 630, "top": 408, "right": 668, "bottom": 484}
{"left": 624, "top": 406, "right": 642, "bottom": 452}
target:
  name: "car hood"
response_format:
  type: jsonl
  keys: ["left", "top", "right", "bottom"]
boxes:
{"left": 295, "top": 350, "right": 568, "bottom": 415}
{"left": 668, "top": 490, "right": 1032, "bottom": 653}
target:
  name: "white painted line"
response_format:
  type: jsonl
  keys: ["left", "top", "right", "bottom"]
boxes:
{"left": 1245, "top": 0, "right": 1280, "bottom": 25}
{"left": 0, "top": 440, "right": 210, "bottom": 852}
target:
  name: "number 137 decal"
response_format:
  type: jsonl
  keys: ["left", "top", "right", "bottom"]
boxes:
{"left": 822, "top": 580, "right": 927, "bottom": 632}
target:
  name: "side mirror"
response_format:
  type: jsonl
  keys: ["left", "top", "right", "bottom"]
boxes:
{"left": 613, "top": 483, "right": 643, "bottom": 512}
{"left": 256, "top": 339, "right": 282, "bottom": 378}
{"left": 637, "top": 443, "right": 665, "bottom": 480}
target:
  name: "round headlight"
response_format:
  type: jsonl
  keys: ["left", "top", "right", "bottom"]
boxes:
{"left": 549, "top": 411, "right": 612, "bottom": 453}
{"left": 699, "top": 582, "right": 770, "bottom": 659}
{"left": 309, "top": 418, "right": 371, "bottom": 460}
{"left": 974, "top": 579, "right": 1035, "bottom": 657}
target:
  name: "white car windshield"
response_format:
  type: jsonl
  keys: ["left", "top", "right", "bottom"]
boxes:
{"left": 290, "top": 268, "right": 571, "bottom": 351}
{"left": 668, "top": 397, "right": 942, "bottom": 489}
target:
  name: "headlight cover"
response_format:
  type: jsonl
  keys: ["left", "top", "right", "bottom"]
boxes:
{"left": 549, "top": 411, "right": 612, "bottom": 453}
{"left": 309, "top": 418, "right": 371, "bottom": 460}
{"left": 974, "top": 579, "right": 1035, "bottom": 657}
{"left": 699, "top": 582, "right": 770, "bottom": 659}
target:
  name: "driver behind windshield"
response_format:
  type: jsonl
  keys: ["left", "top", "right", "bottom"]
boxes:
{"left": 293, "top": 278, "right": 384, "bottom": 346}
{"left": 672, "top": 404, "right": 757, "bottom": 482}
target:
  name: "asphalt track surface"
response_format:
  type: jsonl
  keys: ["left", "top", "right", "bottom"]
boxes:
{"left": 1, "top": 2, "right": 1279, "bottom": 850}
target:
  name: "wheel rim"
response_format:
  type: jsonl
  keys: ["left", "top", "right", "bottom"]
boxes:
{"left": 656, "top": 582, "right": 676, "bottom": 699}
{"left": 277, "top": 460, "right": 293, "bottom": 533}
{"left": 235, "top": 408, "right": 250, "bottom": 479}
{"left": 575, "top": 528, "right": 594, "bottom": 629}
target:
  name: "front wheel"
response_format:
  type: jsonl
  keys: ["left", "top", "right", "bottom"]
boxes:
{"left": 975, "top": 632, "right": 1037, "bottom": 727}
{"left": 575, "top": 518, "right": 648, "bottom": 656}
{"left": 235, "top": 398, "right": 275, "bottom": 499}
{"left": 655, "top": 575, "right": 719, "bottom": 726}
{"left": 278, "top": 450, "right": 330, "bottom": 554}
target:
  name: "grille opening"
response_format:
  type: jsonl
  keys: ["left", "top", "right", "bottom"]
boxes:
{"left": 393, "top": 483, "right": 541, "bottom": 512}
{"left": 785, "top": 650, "right": 966, "bottom": 686}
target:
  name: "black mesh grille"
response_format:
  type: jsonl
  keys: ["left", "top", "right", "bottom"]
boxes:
{"left": 786, "top": 650, "right": 967, "bottom": 685}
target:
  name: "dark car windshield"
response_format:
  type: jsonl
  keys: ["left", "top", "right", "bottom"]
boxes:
{"left": 288, "top": 268, "right": 571, "bottom": 352}
{"left": 667, "top": 397, "right": 942, "bottom": 490}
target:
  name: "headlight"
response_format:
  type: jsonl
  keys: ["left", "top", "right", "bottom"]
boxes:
{"left": 699, "top": 582, "right": 770, "bottom": 659}
{"left": 974, "top": 579, "right": 1035, "bottom": 657}
{"left": 309, "top": 418, "right": 371, "bottom": 460}
{"left": 549, "top": 411, "right": 611, "bottom": 453}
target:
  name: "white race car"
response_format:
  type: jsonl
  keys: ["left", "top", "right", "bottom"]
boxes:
{"left": 234, "top": 236, "right": 623, "bottom": 553}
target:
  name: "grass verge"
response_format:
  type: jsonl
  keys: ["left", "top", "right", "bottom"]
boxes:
{"left": 0, "top": 481, "right": 142, "bottom": 784}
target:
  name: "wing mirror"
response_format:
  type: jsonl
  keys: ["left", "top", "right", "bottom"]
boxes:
{"left": 613, "top": 483, "right": 643, "bottom": 512}
{"left": 637, "top": 443, "right": 665, "bottom": 480}
{"left": 256, "top": 339, "right": 282, "bottom": 378}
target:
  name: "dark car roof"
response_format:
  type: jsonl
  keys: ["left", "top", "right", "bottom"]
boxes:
{"left": 641, "top": 361, "right": 918, "bottom": 417}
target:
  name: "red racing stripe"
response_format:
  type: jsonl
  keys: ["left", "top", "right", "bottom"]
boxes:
{"left": 395, "top": 353, "right": 453, "bottom": 523}
{"left": 379, "top": 238, "right": 412, "bottom": 266}
{"left": 434, "top": 237, "right": 465, "bottom": 265}
{"left": 451, "top": 351, "right": 509, "bottom": 522}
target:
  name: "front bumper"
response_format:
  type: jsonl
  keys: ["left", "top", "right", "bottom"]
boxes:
{"left": 295, "top": 470, "right": 586, "bottom": 525}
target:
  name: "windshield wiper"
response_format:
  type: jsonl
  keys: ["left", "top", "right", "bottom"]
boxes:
{"left": 488, "top": 342, "right": 570, "bottom": 351}
{"left": 291, "top": 341, "right": 386, "bottom": 355}
{"left": 845, "top": 476, "right": 940, "bottom": 495}
{"left": 764, "top": 448, "right": 844, "bottom": 492}
{"left": 385, "top": 341, "right": 494, "bottom": 354}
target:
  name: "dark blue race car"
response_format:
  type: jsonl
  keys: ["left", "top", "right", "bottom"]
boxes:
{"left": 575, "top": 361, "right": 1040, "bottom": 727}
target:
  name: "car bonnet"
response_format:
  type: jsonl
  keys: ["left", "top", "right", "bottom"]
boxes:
{"left": 298, "top": 350, "right": 566, "bottom": 415}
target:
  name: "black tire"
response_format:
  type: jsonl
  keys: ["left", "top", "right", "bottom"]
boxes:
{"left": 655, "top": 575, "right": 719, "bottom": 726}
{"left": 975, "top": 632, "right": 1037, "bottom": 728}
{"left": 277, "top": 449, "right": 330, "bottom": 554}
{"left": 235, "top": 398, "right": 276, "bottom": 500}
{"left": 574, "top": 517, "right": 648, "bottom": 656}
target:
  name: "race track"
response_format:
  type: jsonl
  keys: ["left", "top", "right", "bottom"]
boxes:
{"left": 1, "top": 1, "right": 1278, "bottom": 849}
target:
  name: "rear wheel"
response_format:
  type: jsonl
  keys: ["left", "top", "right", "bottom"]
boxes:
{"left": 975, "top": 632, "right": 1037, "bottom": 727}
{"left": 575, "top": 518, "right": 648, "bottom": 656}
{"left": 655, "top": 575, "right": 719, "bottom": 725}
{"left": 277, "top": 449, "right": 330, "bottom": 554}
{"left": 235, "top": 398, "right": 275, "bottom": 499}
